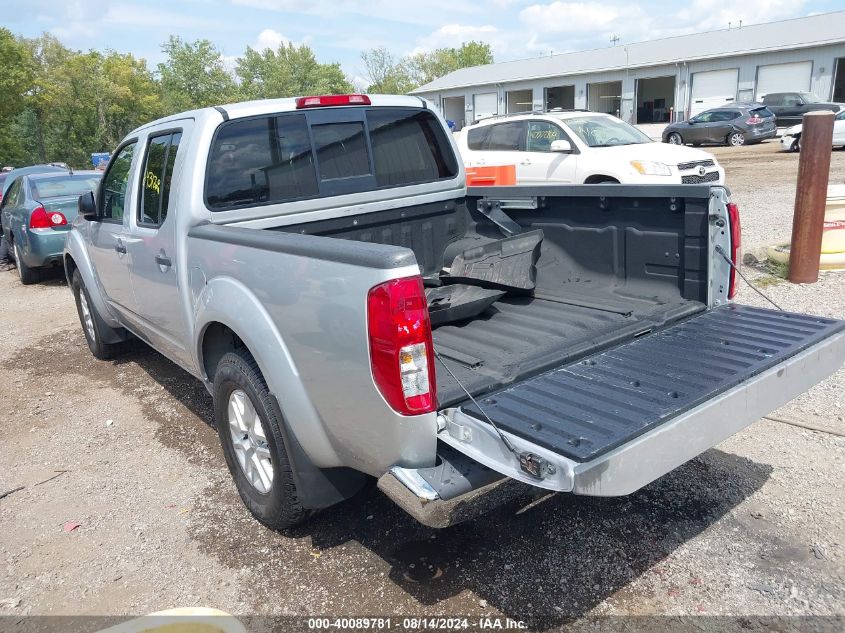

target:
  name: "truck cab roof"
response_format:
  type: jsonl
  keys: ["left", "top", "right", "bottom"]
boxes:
{"left": 130, "top": 94, "right": 430, "bottom": 135}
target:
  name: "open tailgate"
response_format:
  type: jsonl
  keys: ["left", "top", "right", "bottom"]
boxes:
{"left": 439, "top": 304, "right": 845, "bottom": 494}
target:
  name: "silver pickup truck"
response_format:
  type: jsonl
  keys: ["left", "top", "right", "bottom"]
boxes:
{"left": 64, "top": 94, "right": 845, "bottom": 530}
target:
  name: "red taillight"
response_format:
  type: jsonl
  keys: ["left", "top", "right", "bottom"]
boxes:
{"left": 295, "top": 94, "right": 371, "bottom": 109}
{"left": 367, "top": 276, "right": 436, "bottom": 415}
{"left": 745, "top": 117, "right": 762, "bottom": 125}
{"left": 727, "top": 202, "right": 741, "bottom": 299}
{"left": 29, "top": 206, "right": 67, "bottom": 229}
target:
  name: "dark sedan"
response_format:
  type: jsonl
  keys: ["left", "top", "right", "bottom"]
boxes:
{"left": 663, "top": 104, "right": 777, "bottom": 147}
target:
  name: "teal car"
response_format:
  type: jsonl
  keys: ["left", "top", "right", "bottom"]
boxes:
{"left": 1, "top": 171, "right": 101, "bottom": 284}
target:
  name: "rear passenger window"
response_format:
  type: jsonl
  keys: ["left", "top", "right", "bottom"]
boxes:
{"left": 139, "top": 131, "right": 182, "bottom": 227}
{"left": 206, "top": 114, "right": 318, "bottom": 210}
{"left": 467, "top": 126, "right": 489, "bottom": 150}
{"left": 312, "top": 122, "right": 370, "bottom": 180}
{"left": 485, "top": 122, "right": 525, "bottom": 151}
{"left": 366, "top": 109, "right": 457, "bottom": 186}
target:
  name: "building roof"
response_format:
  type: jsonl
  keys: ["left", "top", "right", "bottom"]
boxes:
{"left": 411, "top": 11, "right": 845, "bottom": 94}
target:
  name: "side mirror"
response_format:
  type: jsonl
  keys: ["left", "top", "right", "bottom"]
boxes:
{"left": 688, "top": 120, "right": 696, "bottom": 125}
{"left": 78, "top": 190, "right": 98, "bottom": 221}
{"left": 550, "top": 139, "right": 573, "bottom": 153}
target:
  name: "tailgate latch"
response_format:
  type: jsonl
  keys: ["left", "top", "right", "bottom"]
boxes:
{"left": 519, "top": 452, "right": 555, "bottom": 479}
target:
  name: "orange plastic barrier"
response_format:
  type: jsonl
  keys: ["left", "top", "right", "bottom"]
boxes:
{"left": 465, "top": 165, "right": 516, "bottom": 186}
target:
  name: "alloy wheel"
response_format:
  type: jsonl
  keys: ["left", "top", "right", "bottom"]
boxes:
{"left": 668, "top": 133, "right": 682, "bottom": 145}
{"left": 227, "top": 389, "right": 274, "bottom": 494}
{"left": 729, "top": 132, "right": 745, "bottom": 147}
{"left": 78, "top": 288, "right": 96, "bottom": 342}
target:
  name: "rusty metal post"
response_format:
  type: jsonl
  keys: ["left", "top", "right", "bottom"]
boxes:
{"left": 789, "top": 110, "right": 835, "bottom": 283}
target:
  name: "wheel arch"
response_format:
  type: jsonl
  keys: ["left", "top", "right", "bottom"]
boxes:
{"left": 193, "top": 276, "right": 342, "bottom": 472}
{"left": 198, "top": 312, "right": 365, "bottom": 510}
{"left": 584, "top": 174, "right": 621, "bottom": 184}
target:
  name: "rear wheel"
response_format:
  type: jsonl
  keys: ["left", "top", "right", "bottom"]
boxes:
{"left": 13, "top": 240, "right": 40, "bottom": 285}
{"left": 666, "top": 132, "right": 683, "bottom": 145}
{"left": 213, "top": 348, "right": 310, "bottom": 530}
{"left": 728, "top": 131, "right": 746, "bottom": 147}
{"left": 71, "top": 269, "right": 129, "bottom": 360}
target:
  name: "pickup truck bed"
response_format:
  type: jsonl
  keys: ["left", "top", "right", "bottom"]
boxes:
{"left": 461, "top": 303, "right": 845, "bottom": 461}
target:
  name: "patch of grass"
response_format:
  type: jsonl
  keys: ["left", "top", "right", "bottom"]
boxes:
{"left": 755, "top": 274, "right": 786, "bottom": 288}
{"left": 762, "top": 259, "right": 789, "bottom": 280}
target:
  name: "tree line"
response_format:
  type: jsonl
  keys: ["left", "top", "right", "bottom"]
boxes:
{"left": 0, "top": 28, "right": 492, "bottom": 169}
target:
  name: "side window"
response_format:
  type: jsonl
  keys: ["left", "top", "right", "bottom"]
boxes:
{"left": 784, "top": 94, "right": 802, "bottom": 107}
{"left": 139, "top": 131, "right": 182, "bottom": 227}
{"left": 485, "top": 122, "right": 525, "bottom": 151}
{"left": 4, "top": 179, "right": 22, "bottom": 207}
{"left": 526, "top": 121, "right": 564, "bottom": 152}
{"left": 101, "top": 142, "right": 137, "bottom": 221}
{"left": 206, "top": 114, "right": 317, "bottom": 210}
{"left": 467, "top": 126, "right": 489, "bottom": 150}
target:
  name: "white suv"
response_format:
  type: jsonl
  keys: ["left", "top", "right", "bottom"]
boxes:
{"left": 457, "top": 111, "right": 725, "bottom": 185}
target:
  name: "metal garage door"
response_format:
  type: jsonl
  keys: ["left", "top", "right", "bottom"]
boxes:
{"left": 473, "top": 92, "right": 498, "bottom": 121}
{"left": 690, "top": 69, "right": 738, "bottom": 116}
{"left": 755, "top": 61, "right": 812, "bottom": 101}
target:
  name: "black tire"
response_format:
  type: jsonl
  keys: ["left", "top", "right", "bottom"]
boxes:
{"left": 13, "top": 240, "right": 40, "bottom": 285}
{"left": 666, "top": 132, "right": 683, "bottom": 145}
{"left": 213, "top": 349, "right": 310, "bottom": 530}
{"left": 71, "top": 269, "right": 130, "bottom": 360}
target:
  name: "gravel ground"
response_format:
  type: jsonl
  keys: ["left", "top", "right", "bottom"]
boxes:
{"left": 0, "top": 141, "right": 843, "bottom": 630}
{"left": 710, "top": 141, "right": 845, "bottom": 251}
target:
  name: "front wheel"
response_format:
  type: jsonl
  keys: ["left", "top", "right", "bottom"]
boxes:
{"left": 72, "top": 269, "right": 130, "bottom": 360}
{"left": 666, "top": 132, "right": 683, "bottom": 145}
{"left": 728, "top": 131, "right": 746, "bottom": 147}
{"left": 13, "top": 240, "right": 40, "bottom": 285}
{"left": 214, "top": 349, "right": 310, "bottom": 530}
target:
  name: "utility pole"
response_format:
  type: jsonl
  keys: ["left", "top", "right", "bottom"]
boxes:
{"left": 788, "top": 111, "right": 836, "bottom": 283}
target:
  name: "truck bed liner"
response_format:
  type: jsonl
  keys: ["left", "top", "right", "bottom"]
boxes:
{"left": 461, "top": 304, "right": 845, "bottom": 462}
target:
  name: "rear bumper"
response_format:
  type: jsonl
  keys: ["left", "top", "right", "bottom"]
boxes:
{"left": 378, "top": 467, "right": 533, "bottom": 529}
{"left": 22, "top": 228, "right": 69, "bottom": 267}
{"left": 381, "top": 326, "right": 845, "bottom": 527}
{"left": 746, "top": 127, "right": 777, "bottom": 141}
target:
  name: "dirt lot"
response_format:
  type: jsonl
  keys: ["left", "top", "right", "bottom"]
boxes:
{"left": 1, "top": 141, "right": 844, "bottom": 629}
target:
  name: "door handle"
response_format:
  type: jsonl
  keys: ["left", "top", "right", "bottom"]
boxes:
{"left": 114, "top": 241, "right": 127, "bottom": 255}
{"left": 520, "top": 159, "right": 532, "bottom": 166}
{"left": 155, "top": 254, "right": 172, "bottom": 268}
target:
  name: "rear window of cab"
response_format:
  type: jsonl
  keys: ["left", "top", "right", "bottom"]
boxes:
{"left": 205, "top": 107, "right": 458, "bottom": 211}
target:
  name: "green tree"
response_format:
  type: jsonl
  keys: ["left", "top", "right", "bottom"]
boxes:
{"left": 361, "top": 46, "right": 414, "bottom": 95}
{"left": 0, "top": 29, "right": 35, "bottom": 165}
{"left": 236, "top": 42, "right": 353, "bottom": 100}
{"left": 361, "top": 41, "right": 493, "bottom": 94}
{"left": 11, "top": 34, "right": 163, "bottom": 167}
{"left": 158, "top": 36, "right": 236, "bottom": 112}
{"left": 407, "top": 41, "right": 493, "bottom": 87}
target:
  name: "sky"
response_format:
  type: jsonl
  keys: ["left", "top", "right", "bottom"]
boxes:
{"left": 3, "top": 0, "right": 844, "bottom": 88}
